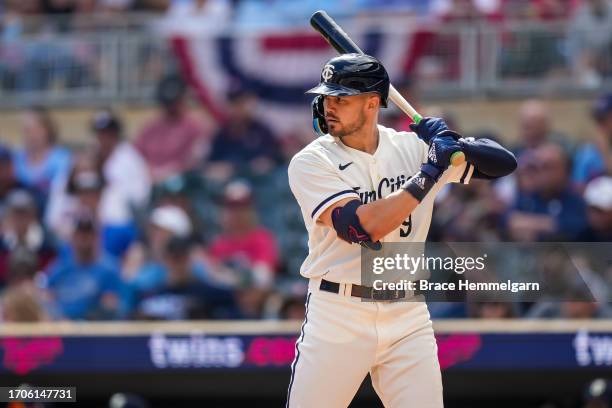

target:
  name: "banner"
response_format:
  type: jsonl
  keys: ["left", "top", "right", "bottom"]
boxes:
{"left": 159, "top": 18, "right": 428, "bottom": 135}
{"left": 2, "top": 329, "right": 612, "bottom": 375}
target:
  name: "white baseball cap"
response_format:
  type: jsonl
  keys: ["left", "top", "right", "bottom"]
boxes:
{"left": 584, "top": 176, "right": 612, "bottom": 211}
{"left": 149, "top": 205, "right": 192, "bottom": 237}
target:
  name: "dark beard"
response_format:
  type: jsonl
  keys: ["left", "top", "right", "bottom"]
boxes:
{"left": 330, "top": 114, "right": 367, "bottom": 138}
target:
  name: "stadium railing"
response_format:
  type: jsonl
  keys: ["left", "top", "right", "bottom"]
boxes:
{"left": 0, "top": 16, "right": 611, "bottom": 107}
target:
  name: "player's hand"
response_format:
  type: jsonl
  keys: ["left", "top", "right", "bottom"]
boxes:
{"left": 422, "top": 136, "right": 463, "bottom": 181}
{"left": 409, "top": 117, "right": 460, "bottom": 145}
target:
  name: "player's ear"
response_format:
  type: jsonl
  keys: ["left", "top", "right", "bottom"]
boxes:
{"left": 367, "top": 95, "right": 379, "bottom": 110}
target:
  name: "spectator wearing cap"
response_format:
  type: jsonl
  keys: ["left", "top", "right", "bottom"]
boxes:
{"left": 131, "top": 236, "right": 239, "bottom": 320}
{"left": 45, "top": 212, "right": 123, "bottom": 320}
{"left": 122, "top": 206, "right": 239, "bottom": 317}
{"left": 578, "top": 176, "right": 612, "bottom": 241}
{"left": 0, "top": 189, "right": 56, "bottom": 287}
{"left": 209, "top": 180, "right": 278, "bottom": 285}
{"left": 506, "top": 143, "right": 588, "bottom": 241}
{"left": 134, "top": 74, "right": 210, "bottom": 183}
{"left": 205, "top": 86, "right": 283, "bottom": 182}
{"left": 46, "top": 152, "right": 138, "bottom": 257}
{"left": 573, "top": 93, "right": 612, "bottom": 189}
{"left": 91, "top": 109, "right": 151, "bottom": 210}
{"left": 122, "top": 205, "right": 193, "bottom": 288}
{"left": 13, "top": 106, "right": 71, "bottom": 198}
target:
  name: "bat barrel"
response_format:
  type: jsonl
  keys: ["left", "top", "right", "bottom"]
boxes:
{"left": 310, "top": 10, "right": 363, "bottom": 54}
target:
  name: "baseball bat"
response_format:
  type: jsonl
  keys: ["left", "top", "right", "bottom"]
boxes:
{"left": 310, "top": 10, "right": 465, "bottom": 167}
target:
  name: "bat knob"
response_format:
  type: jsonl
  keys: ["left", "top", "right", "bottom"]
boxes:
{"left": 450, "top": 151, "right": 466, "bottom": 167}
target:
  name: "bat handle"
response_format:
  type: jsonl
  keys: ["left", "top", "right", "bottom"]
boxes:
{"left": 388, "top": 86, "right": 465, "bottom": 166}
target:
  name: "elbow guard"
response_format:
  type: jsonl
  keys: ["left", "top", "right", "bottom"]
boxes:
{"left": 331, "top": 200, "right": 382, "bottom": 250}
{"left": 459, "top": 137, "right": 517, "bottom": 179}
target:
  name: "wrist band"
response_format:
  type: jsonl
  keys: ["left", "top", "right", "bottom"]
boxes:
{"left": 403, "top": 169, "right": 436, "bottom": 202}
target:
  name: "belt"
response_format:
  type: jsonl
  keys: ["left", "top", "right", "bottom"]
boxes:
{"left": 319, "top": 279, "right": 406, "bottom": 301}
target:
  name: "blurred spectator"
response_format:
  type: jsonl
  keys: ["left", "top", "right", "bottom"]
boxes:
{"left": 578, "top": 176, "right": 612, "bottom": 241}
{"left": 151, "top": 173, "right": 209, "bottom": 240}
{"left": 277, "top": 294, "right": 307, "bottom": 319}
{"left": 513, "top": 99, "right": 573, "bottom": 156}
{"left": 164, "top": 0, "right": 232, "bottom": 27}
{"left": 433, "top": 0, "right": 500, "bottom": 21}
{"left": 208, "top": 180, "right": 278, "bottom": 288}
{"left": 46, "top": 153, "right": 138, "bottom": 257}
{"left": 1, "top": 283, "right": 49, "bottom": 322}
{"left": 45, "top": 212, "right": 123, "bottom": 320}
{"left": 568, "top": 0, "right": 612, "bottom": 86}
{"left": 0, "top": 144, "right": 43, "bottom": 216}
{"left": 206, "top": 86, "right": 283, "bottom": 181}
{"left": 13, "top": 107, "right": 71, "bottom": 198}
{"left": 528, "top": 300, "right": 612, "bottom": 318}
{"left": 69, "top": 168, "right": 137, "bottom": 257}
{"left": 122, "top": 204, "right": 192, "bottom": 285}
{"left": 431, "top": 180, "right": 508, "bottom": 242}
{"left": 134, "top": 74, "right": 210, "bottom": 183}
{"left": 467, "top": 301, "right": 518, "bottom": 318}
{"left": 498, "top": 1, "right": 567, "bottom": 77}
{"left": 573, "top": 93, "right": 612, "bottom": 188}
{"left": 42, "top": 0, "right": 75, "bottom": 14}
{"left": 131, "top": 236, "right": 238, "bottom": 320}
{"left": 507, "top": 143, "right": 587, "bottom": 241}
{"left": 533, "top": 0, "right": 580, "bottom": 21}
{"left": 98, "top": 0, "right": 135, "bottom": 13}
{"left": 91, "top": 109, "right": 151, "bottom": 210}
{"left": 0, "top": 247, "right": 51, "bottom": 322}
{"left": 0, "top": 190, "right": 56, "bottom": 286}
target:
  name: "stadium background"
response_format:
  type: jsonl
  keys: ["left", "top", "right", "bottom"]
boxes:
{"left": 0, "top": 0, "right": 612, "bottom": 406}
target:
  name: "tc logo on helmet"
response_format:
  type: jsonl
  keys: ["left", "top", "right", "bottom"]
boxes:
{"left": 321, "top": 65, "right": 334, "bottom": 82}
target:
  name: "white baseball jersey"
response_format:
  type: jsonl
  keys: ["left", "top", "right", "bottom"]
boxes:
{"left": 288, "top": 124, "right": 474, "bottom": 285}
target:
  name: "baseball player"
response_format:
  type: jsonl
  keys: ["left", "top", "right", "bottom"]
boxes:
{"left": 286, "top": 53, "right": 517, "bottom": 408}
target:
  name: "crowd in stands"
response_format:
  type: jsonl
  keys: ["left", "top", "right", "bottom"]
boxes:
{"left": 0, "top": 68, "right": 610, "bottom": 322}
{"left": 0, "top": 0, "right": 610, "bottom": 93}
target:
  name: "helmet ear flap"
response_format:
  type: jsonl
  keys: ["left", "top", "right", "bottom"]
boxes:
{"left": 311, "top": 95, "right": 328, "bottom": 137}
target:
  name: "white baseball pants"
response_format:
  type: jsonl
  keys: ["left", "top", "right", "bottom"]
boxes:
{"left": 286, "top": 278, "right": 443, "bottom": 408}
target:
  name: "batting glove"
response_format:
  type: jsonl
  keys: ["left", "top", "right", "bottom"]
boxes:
{"left": 409, "top": 117, "right": 461, "bottom": 145}
{"left": 404, "top": 136, "right": 462, "bottom": 202}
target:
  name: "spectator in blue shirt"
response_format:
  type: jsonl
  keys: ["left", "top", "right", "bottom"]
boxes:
{"left": 13, "top": 107, "right": 71, "bottom": 198}
{"left": 572, "top": 93, "right": 612, "bottom": 189}
{"left": 129, "top": 236, "right": 239, "bottom": 320}
{"left": 507, "top": 143, "right": 588, "bottom": 241}
{"left": 46, "top": 213, "right": 122, "bottom": 320}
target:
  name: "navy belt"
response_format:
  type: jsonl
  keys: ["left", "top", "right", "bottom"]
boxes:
{"left": 319, "top": 279, "right": 406, "bottom": 301}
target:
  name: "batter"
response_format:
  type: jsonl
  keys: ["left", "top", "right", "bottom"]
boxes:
{"left": 286, "top": 53, "right": 516, "bottom": 408}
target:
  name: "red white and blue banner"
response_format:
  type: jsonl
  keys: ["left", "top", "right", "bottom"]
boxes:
{"left": 159, "top": 19, "right": 433, "bottom": 135}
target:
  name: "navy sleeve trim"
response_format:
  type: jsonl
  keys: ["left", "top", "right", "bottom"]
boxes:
{"left": 310, "top": 190, "right": 359, "bottom": 219}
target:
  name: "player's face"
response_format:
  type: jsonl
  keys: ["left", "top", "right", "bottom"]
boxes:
{"left": 323, "top": 94, "right": 376, "bottom": 137}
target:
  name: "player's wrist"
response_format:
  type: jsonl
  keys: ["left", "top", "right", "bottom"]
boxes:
{"left": 403, "top": 165, "right": 439, "bottom": 202}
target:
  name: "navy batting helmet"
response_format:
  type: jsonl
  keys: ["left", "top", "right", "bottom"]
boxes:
{"left": 306, "top": 53, "right": 390, "bottom": 107}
